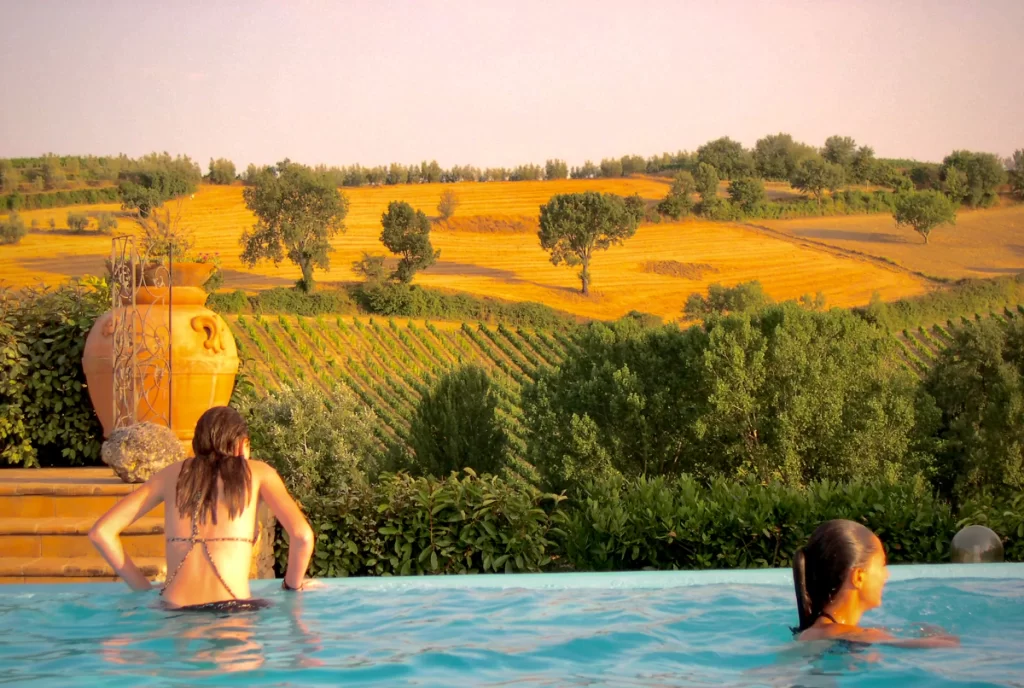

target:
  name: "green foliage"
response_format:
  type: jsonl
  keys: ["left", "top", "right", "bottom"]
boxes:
{"left": 66, "top": 211, "right": 89, "bottom": 233}
{"left": 942, "top": 165, "right": 969, "bottom": 205}
{"left": 279, "top": 471, "right": 563, "bottom": 577}
{"left": 657, "top": 191, "right": 693, "bottom": 220}
{"left": 599, "top": 158, "right": 623, "bottom": 178}
{"left": 523, "top": 303, "right": 925, "bottom": 492}
{"left": 207, "top": 158, "right": 236, "bottom": 184}
{"left": 544, "top": 159, "right": 569, "bottom": 180}
{"left": 958, "top": 491, "right": 1024, "bottom": 561}
{"left": 538, "top": 192, "right": 640, "bottom": 295}
{"left": 436, "top": 189, "right": 460, "bottom": 221}
{"left": 694, "top": 162, "right": 719, "bottom": 200}
{"left": 240, "top": 383, "right": 380, "bottom": 506}
{"left": 893, "top": 190, "right": 957, "bottom": 244}
{"left": 406, "top": 365, "right": 509, "bottom": 478}
{"left": 924, "top": 318, "right": 1024, "bottom": 500}
{"left": 0, "top": 282, "right": 106, "bottom": 466}
{"left": 559, "top": 475, "right": 958, "bottom": 571}
{"left": 940, "top": 150, "right": 1005, "bottom": 208}
{"left": 241, "top": 161, "right": 350, "bottom": 292}
{"left": 0, "top": 212, "right": 27, "bottom": 245}
{"left": 205, "top": 288, "right": 251, "bottom": 314}
{"left": 726, "top": 177, "right": 765, "bottom": 213}
{"left": 95, "top": 212, "right": 118, "bottom": 234}
{"left": 753, "top": 133, "right": 817, "bottom": 181}
{"left": 697, "top": 196, "right": 738, "bottom": 221}
{"left": 1009, "top": 150, "right": 1024, "bottom": 200}
{"left": 117, "top": 153, "right": 201, "bottom": 217}
{"left": 684, "top": 280, "right": 772, "bottom": 319}
{"left": 697, "top": 137, "right": 753, "bottom": 179}
{"left": 790, "top": 157, "right": 844, "bottom": 207}
{"left": 352, "top": 252, "right": 388, "bottom": 285}
{"left": 821, "top": 135, "right": 857, "bottom": 169}
{"left": 1, "top": 186, "right": 120, "bottom": 212}
{"left": 380, "top": 201, "right": 440, "bottom": 283}
{"left": 857, "top": 274, "right": 1024, "bottom": 331}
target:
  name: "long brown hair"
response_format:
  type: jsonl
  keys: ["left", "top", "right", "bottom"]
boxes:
{"left": 792, "top": 519, "right": 879, "bottom": 632}
{"left": 176, "top": 406, "right": 253, "bottom": 525}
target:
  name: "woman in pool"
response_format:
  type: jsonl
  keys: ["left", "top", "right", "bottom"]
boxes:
{"left": 90, "top": 406, "right": 317, "bottom": 611}
{"left": 793, "top": 519, "right": 959, "bottom": 647}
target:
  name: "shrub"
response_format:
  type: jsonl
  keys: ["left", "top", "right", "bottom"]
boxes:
{"left": 856, "top": 274, "right": 1024, "bottom": 331}
{"left": 436, "top": 189, "right": 460, "bottom": 221}
{"left": 206, "top": 289, "right": 250, "bottom": 314}
{"left": 252, "top": 287, "right": 358, "bottom": 317}
{"left": 240, "top": 383, "right": 380, "bottom": 507}
{"left": 96, "top": 211, "right": 118, "bottom": 234}
{"left": 66, "top": 212, "right": 90, "bottom": 233}
{"left": 278, "top": 471, "right": 564, "bottom": 577}
{"left": 0, "top": 282, "right": 106, "bottom": 466}
{"left": 406, "top": 365, "right": 509, "bottom": 478}
{"left": 558, "top": 475, "right": 957, "bottom": 571}
{"left": 0, "top": 212, "right": 27, "bottom": 245}
{"left": 684, "top": 280, "right": 772, "bottom": 319}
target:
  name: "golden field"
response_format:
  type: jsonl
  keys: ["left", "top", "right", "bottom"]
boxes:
{"left": 2, "top": 179, "right": 931, "bottom": 321}
{"left": 758, "top": 204, "right": 1024, "bottom": 282}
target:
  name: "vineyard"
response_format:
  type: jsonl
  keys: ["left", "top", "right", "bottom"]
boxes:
{"left": 893, "top": 304, "right": 1024, "bottom": 375}
{"left": 228, "top": 314, "right": 570, "bottom": 460}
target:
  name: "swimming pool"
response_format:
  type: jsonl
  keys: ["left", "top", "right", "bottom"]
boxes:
{"left": 1, "top": 564, "right": 1021, "bottom": 686}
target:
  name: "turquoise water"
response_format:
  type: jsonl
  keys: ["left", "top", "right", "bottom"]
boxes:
{"left": 0, "top": 565, "right": 1021, "bottom": 686}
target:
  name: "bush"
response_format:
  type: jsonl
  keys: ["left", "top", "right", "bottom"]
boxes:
{"left": 206, "top": 289, "right": 250, "bottom": 314}
{"left": 437, "top": 189, "right": 460, "bottom": 221}
{"left": 0, "top": 212, "right": 27, "bottom": 245}
{"left": 95, "top": 212, "right": 118, "bottom": 234}
{"left": 406, "top": 365, "right": 509, "bottom": 478}
{"left": 278, "top": 471, "right": 564, "bottom": 577}
{"left": 0, "top": 282, "right": 106, "bottom": 466}
{"left": 559, "top": 475, "right": 958, "bottom": 571}
{"left": 240, "top": 383, "right": 380, "bottom": 507}
{"left": 684, "top": 280, "right": 772, "bottom": 319}
{"left": 252, "top": 287, "right": 358, "bottom": 317}
{"left": 856, "top": 274, "right": 1024, "bottom": 331}
{"left": 1, "top": 186, "right": 120, "bottom": 212}
{"left": 66, "top": 212, "right": 89, "bottom": 233}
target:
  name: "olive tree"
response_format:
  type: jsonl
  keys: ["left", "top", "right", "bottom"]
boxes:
{"left": 240, "top": 162, "right": 349, "bottom": 292}
{"left": 380, "top": 201, "right": 439, "bottom": 283}
{"left": 892, "top": 190, "right": 957, "bottom": 244}
{"left": 538, "top": 192, "right": 641, "bottom": 295}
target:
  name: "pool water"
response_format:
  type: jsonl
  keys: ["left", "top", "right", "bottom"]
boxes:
{"left": 1, "top": 565, "right": 1021, "bottom": 686}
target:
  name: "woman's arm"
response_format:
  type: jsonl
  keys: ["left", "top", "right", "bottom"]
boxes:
{"left": 840, "top": 627, "right": 961, "bottom": 648}
{"left": 88, "top": 467, "right": 170, "bottom": 591}
{"left": 256, "top": 463, "right": 315, "bottom": 589}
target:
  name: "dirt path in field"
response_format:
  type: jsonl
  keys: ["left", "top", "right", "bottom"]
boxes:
{"left": 738, "top": 221, "right": 947, "bottom": 287}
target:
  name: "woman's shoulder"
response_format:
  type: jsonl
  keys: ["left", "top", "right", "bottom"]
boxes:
{"left": 798, "top": 624, "right": 890, "bottom": 644}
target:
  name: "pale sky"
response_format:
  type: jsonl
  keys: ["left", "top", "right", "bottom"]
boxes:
{"left": 1, "top": 0, "right": 1021, "bottom": 169}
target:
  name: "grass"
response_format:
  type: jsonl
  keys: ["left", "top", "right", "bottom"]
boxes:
{"left": 2, "top": 178, "right": 932, "bottom": 321}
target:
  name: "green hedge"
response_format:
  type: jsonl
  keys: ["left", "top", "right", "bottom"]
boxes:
{"left": 208, "top": 283, "right": 578, "bottom": 329}
{"left": 278, "top": 472, "right": 1023, "bottom": 577}
{"left": 857, "top": 274, "right": 1024, "bottom": 330}
{"left": 0, "top": 282, "right": 106, "bottom": 466}
{"left": 1, "top": 187, "right": 119, "bottom": 211}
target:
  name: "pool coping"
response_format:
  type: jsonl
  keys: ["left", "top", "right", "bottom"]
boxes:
{"left": 3, "top": 563, "right": 1022, "bottom": 593}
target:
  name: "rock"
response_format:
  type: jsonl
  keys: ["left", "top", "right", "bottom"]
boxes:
{"left": 101, "top": 422, "right": 185, "bottom": 483}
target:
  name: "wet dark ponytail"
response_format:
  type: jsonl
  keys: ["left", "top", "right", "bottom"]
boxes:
{"left": 792, "top": 519, "right": 879, "bottom": 633}
{"left": 176, "top": 406, "right": 253, "bottom": 525}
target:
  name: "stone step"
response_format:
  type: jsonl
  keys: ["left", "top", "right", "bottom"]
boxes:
{"left": 0, "top": 556, "right": 166, "bottom": 584}
{"left": 0, "top": 517, "right": 165, "bottom": 559}
{"left": 0, "top": 468, "right": 164, "bottom": 519}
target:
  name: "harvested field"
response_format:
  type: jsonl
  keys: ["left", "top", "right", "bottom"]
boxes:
{"left": 1, "top": 179, "right": 931, "bottom": 321}
{"left": 758, "top": 204, "right": 1024, "bottom": 281}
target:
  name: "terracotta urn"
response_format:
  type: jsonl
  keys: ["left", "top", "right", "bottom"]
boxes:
{"left": 82, "top": 262, "right": 238, "bottom": 453}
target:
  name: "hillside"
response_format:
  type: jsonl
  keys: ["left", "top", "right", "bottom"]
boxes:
{"left": 0, "top": 180, "right": 931, "bottom": 321}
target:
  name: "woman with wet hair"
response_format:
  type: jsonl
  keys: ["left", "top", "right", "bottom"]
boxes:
{"left": 793, "top": 519, "right": 958, "bottom": 647}
{"left": 90, "top": 406, "right": 318, "bottom": 611}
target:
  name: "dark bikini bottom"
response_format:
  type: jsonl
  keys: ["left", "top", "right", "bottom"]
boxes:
{"left": 163, "top": 598, "right": 272, "bottom": 614}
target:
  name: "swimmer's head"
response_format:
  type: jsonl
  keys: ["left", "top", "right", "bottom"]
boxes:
{"left": 192, "top": 406, "right": 250, "bottom": 461}
{"left": 792, "top": 519, "right": 888, "bottom": 632}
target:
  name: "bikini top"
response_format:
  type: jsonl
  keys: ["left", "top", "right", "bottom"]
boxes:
{"left": 161, "top": 502, "right": 257, "bottom": 599}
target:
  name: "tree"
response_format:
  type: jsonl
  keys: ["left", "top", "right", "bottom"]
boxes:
{"left": 545, "top": 159, "right": 568, "bottom": 180}
{"left": 849, "top": 146, "right": 876, "bottom": 184}
{"left": 571, "top": 161, "right": 599, "bottom": 179}
{"left": 892, "top": 190, "right": 957, "bottom": 244}
{"left": 96, "top": 212, "right": 118, "bottom": 234}
{"left": 352, "top": 252, "right": 387, "bottom": 285}
{"left": 407, "top": 364, "right": 508, "bottom": 478}
{"left": 42, "top": 156, "right": 66, "bottom": 190}
{"left": 670, "top": 170, "right": 696, "bottom": 197}
{"left": 753, "top": 133, "right": 817, "bottom": 181}
{"left": 599, "top": 158, "right": 624, "bottom": 178}
{"left": 727, "top": 177, "right": 765, "bottom": 213}
{"left": 940, "top": 151, "right": 1005, "bottom": 207}
{"left": 658, "top": 171, "right": 696, "bottom": 220}
{"left": 1010, "top": 149, "right": 1024, "bottom": 200}
{"left": 620, "top": 154, "right": 646, "bottom": 176}
{"left": 684, "top": 281, "right": 772, "bottom": 319}
{"left": 538, "top": 192, "right": 640, "bottom": 295}
{"left": 240, "top": 162, "right": 349, "bottom": 292}
{"left": 790, "top": 157, "right": 844, "bottom": 207}
{"left": 207, "top": 158, "right": 236, "bottom": 184}
{"left": 118, "top": 154, "right": 201, "bottom": 218}
{"left": 943, "top": 166, "right": 969, "bottom": 205}
{"left": 437, "top": 189, "right": 460, "bottom": 221}
{"left": 697, "top": 137, "right": 753, "bottom": 179}
{"left": 0, "top": 160, "right": 20, "bottom": 193}
{"left": 822, "top": 135, "right": 858, "bottom": 169}
{"left": 380, "top": 201, "right": 439, "bottom": 283}
{"left": 66, "top": 212, "right": 89, "bottom": 233}
{"left": 0, "top": 212, "right": 27, "bottom": 245}
{"left": 694, "top": 162, "right": 719, "bottom": 200}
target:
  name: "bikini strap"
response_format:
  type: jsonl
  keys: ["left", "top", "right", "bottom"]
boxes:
{"left": 820, "top": 611, "right": 840, "bottom": 625}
